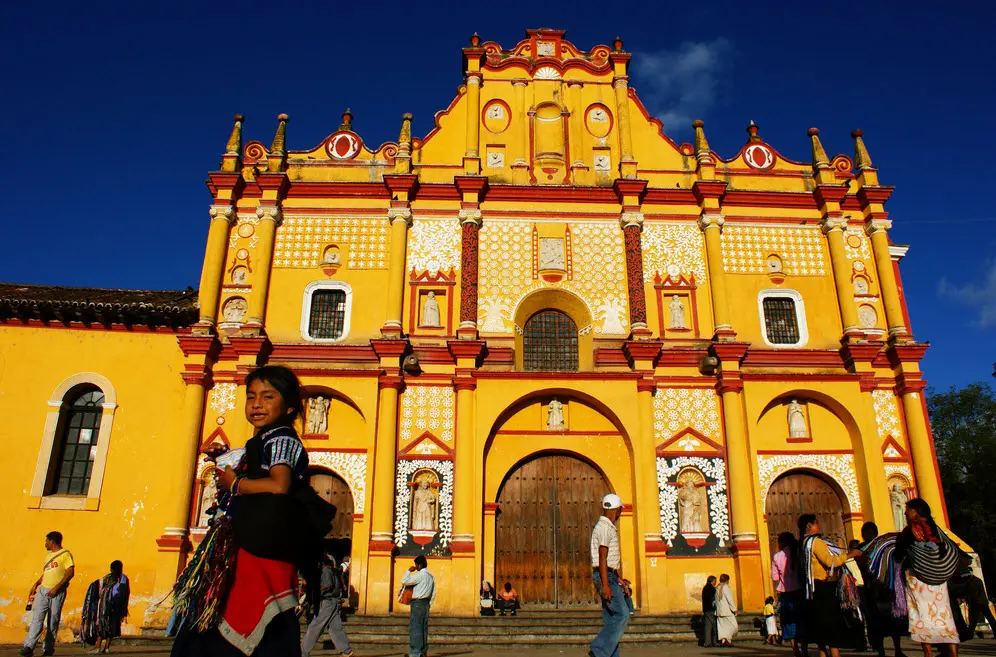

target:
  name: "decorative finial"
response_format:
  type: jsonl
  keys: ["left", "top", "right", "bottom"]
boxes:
{"left": 340, "top": 108, "right": 353, "bottom": 132}
{"left": 270, "top": 114, "right": 288, "bottom": 155}
{"left": 399, "top": 113, "right": 413, "bottom": 146}
{"left": 851, "top": 129, "right": 873, "bottom": 170}
{"left": 226, "top": 114, "right": 245, "bottom": 155}
{"left": 808, "top": 127, "right": 829, "bottom": 169}
{"left": 470, "top": 32, "right": 481, "bottom": 47}
{"left": 692, "top": 120, "right": 711, "bottom": 162}
{"left": 746, "top": 120, "right": 762, "bottom": 143}
{"left": 613, "top": 36, "right": 624, "bottom": 52}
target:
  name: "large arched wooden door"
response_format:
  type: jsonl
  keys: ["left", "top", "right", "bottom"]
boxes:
{"left": 310, "top": 469, "right": 354, "bottom": 563}
{"left": 495, "top": 454, "right": 610, "bottom": 608}
{"left": 765, "top": 470, "right": 847, "bottom": 555}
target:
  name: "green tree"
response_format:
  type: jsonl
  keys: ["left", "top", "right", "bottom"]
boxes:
{"left": 927, "top": 383, "right": 996, "bottom": 589}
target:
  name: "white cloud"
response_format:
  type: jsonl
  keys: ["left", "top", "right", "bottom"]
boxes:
{"left": 631, "top": 39, "right": 731, "bottom": 133}
{"left": 939, "top": 261, "right": 996, "bottom": 328}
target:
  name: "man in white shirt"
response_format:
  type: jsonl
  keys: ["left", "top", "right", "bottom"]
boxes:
{"left": 589, "top": 494, "right": 629, "bottom": 657}
{"left": 401, "top": 555, "right": 435, "bottom": 657}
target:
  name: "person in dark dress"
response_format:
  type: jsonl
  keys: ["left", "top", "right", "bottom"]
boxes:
{"left": 855, "top": 522, "right": 908, "bottom": 657}
{"left": 701, "top": 576, "right": 718, "bottom": 647}
{"left": 171, "top": 366, "right": 329, "bottom": 657}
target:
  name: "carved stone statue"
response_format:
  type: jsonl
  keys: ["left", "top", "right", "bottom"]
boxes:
{"left": 539, "top": 238, "right": 566, "bottom": 270}
{"left": 678, "top": 479, "right": 705, "bottom": 534}
{"left": 547, "top": 399, "right": 565, "bottom": 431}
{"left": 411, "top": 479, "right": 437, "bottom": 531}
{"left": 323, "top": 249, "right": 340, "bottom": 265}
{"left": 890, "top": 483, "right": 908, "bottom": 531}
{"left": 306, "top": 395, "right": 330, "bottom": 435}
{"left": 422, "top": 291, "right": 441, "bottom": 327}
{"left": 787, "top": 399, "right": 808, "bottom": 438}
{"left": 197, "top": 473, "right": 218, "bottom": 527}
{"left": 222, "top": 297, "right": 247, "bottom": 323}
{"left": 669, "top": 295, "right": 686, "bottom": 329}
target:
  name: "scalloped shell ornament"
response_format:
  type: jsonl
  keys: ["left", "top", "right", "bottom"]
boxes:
{"left": 534, "top": 66, "right": 561, "bottom": 80}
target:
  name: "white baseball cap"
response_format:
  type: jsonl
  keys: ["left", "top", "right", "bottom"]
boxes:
{"left": 601, "top": 494, "right": 623, "bottom": 510}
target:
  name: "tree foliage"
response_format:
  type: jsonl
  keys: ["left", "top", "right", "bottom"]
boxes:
{"left": 927, "top": 382, "right": 996, "bottom": 589}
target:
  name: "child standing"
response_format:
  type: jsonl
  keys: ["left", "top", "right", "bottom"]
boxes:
{"left": 763, "top": 596, "right": 778, "bottom": 645}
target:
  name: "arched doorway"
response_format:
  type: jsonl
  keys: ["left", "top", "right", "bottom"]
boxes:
{"left": 310, "top": 469, "right": 354, "bottom": 564}
{"left": 765, "top": 470, "right": 847, "bottom": 554}
{"left": 495, "top": 453, "right": 609, "bottom": 608}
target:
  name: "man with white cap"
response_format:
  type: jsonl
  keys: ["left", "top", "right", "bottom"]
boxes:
{"left": 589, "top": 493, "right": 629, "bottom": 657}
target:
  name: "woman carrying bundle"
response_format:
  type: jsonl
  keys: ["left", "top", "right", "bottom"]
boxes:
{"left": 171, "top": 366, "right": 333, "bottom": 657}
{"left": 81, "top": 560, "right": 130, "bottom": 654}
{"left": 799, "top": 514, "right": 850, "bottom": 657}
{"left": 894, "top": 498, "right": 962, "bottom": 657}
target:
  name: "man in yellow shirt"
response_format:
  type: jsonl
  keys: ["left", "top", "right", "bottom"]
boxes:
{"left": 20, "top": 531, "right": 74, "bottom": 657}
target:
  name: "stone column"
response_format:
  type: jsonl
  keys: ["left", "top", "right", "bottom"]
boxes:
{"left": 381, "top": 207, "right": 413, "bottom": 337}
{"left": 511, "top": 79, "right": 529, "bottom": 185}
{"left": 621, "top": 212, "right": 648, "bottom": 335}
{"left": 196, "top": 205, "right": 235, "bottom": 326}
{"left": 464, "top": 72, "right": 482, "bottom": 175}
{"left": 458, "top": 209, "right": 483, "bottom": 338}
{"left": 567, "top": 80, "right": 585, "bottom": 173}
{"left": 866, "top": 219, "right": 909, "bottom": 339}
{"left": 244, "top": 206, "right": 280, "bottom": 328}
{"left": 698, "top": 214, "right": 735, "bottom": 340}
{"left": 821, "top": 217, "right": 862, "bottom": 336}
{"left": 365, "top": 369, "right": 404, "bottom": 614}
{"left": 612, "top": 75, "right": 636, "bottom": 179}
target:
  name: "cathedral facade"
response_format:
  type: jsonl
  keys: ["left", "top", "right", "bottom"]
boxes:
{"left": 0, "top": 29, "right": 952, "bottom": 640}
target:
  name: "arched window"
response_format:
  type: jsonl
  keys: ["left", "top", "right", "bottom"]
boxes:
{"left": 47, "top": 387, "right": 105, "bottom": 495}
{"left": 523, "top": 309, "right": 578, "bottom": 372}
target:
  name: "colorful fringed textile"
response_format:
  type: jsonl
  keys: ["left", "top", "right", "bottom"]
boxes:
{"left": 802, "top": 534, "right": 845, "bottom": 600}
{"left": 79, "top": 579, "right": 100, "bottom": 645}
{"left": 861, "top": 532, "right": 908, "bottom": 618}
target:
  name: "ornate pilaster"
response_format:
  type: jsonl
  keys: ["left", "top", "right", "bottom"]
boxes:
{"left": 382, "top": 174, "right": 419, "bottom": 338}
{"left": 697, "top": 213, "right": 735, "bottom": 340}
{"left": 511, "top": 79, "right": 529, "bottom": 184}
{"left": 196, "top": 204, "right": 236, "bottom": 329}
{"left": 621, "top": 213, "right": 648, "bottom": 336}
{"left": 818, "top": 208, "right": 862, "bottom": 337}
{"left": 243, "top": 204, "right": 282, "bottom": 329}
{"left": 865, "top": 218, "right": 908, "bottom": 340}
{"left": 567, "top": 80, "right": 585, "bottom": 171}
{"left": 455, "top": 175, "right": 488, "bottom": 339}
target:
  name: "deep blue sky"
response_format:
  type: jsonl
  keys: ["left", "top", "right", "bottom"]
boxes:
{"left": 2, "top": 2, "right": 993, "bottom": 390}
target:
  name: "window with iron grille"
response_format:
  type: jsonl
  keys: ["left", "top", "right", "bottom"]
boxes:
{"left": 309, "top": 290, "right": 347, "bottom": 340}
{"left": 48, "top": 387, "right": 105, "bottom": 496}
{"left": 762, "top": 296, "right": 800, "bottom": 345}
{"left": 523, "top": 309, "right": 579, "bottom": 372}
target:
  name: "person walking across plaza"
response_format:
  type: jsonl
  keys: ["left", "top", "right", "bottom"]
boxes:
{"left": 20, "top": 531, "right": 74, "bottom": 657}
{"left": 771, "top": 532, "right": 804, "bottom": 657}
{"left": 301, "top": 553, "right": 353, "bottom": 657}
{"left": 589, "top": 493, "right": 629, "bottom": 657}
{"left": 402, "top": 555, "right": 435, "bottom": 657}
{"left": 700, "top": 576, "right": 718, "bottom": 647}
{"left": 715, "top": 573, "right": 738, "bottom": 646}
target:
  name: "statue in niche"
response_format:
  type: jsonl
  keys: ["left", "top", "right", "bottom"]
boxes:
{"left": 231, "top": 267, "right": 248, "bottom": 285}
{"left": 669, "top": 295, "right": 687, "bottom": 329}
{"left": 411, "top": 478, "right": 438, "bottom": 531}
{"left": 853, "top": 277, "right": 869, "bottom": 294}
{"left": 487, "top": 104, "right": 505, "bottom": 119}
{"left": 678, "top": 478, "right": 706, "bottom": 534}
{"left": 890, "top": 483, "right": 908, "bottom": 531}
{"left": 197, "top": 472, "right": 217, "bottom": 527}
{"left": 538, "top": 238, "right": 566, "bottom": 270}
{"left": 787, "top": 399, "right": 808, "bottom": 438}
{"left": 306, "top": 395, "right": 330, "bottom": 435}
{"left": 422, "top": 292, "right": 441, "bottom": 327}
{"left": 547, "top": 399, "right": 565, "bottom": 431}
{"left": 323, "top": 248, "right": 340, "bottom": 265}
{"left": 222, "top": 297, "right": 247, "bottom": 323}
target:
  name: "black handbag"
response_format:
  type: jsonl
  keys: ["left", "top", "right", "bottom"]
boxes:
{"left": 232, "top": 435, "right": 337, "bottom": 563}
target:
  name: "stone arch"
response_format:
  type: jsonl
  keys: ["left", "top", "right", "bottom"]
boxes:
{"left": 759, "top": 462, "right": 857, "bottom": 514}
{"left": 512, "top": 289, "right": 594, "bottom": 370}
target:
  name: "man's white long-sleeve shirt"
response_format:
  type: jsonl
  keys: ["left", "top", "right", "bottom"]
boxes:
{"left": 401, "top": 568, "right": 436, "bottom": 606}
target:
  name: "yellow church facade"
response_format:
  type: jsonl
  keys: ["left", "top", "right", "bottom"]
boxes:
{"left": 0, "top": 29, "right": 951, "bottom": 640}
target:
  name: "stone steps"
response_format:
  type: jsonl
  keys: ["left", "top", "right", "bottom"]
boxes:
{"left": 133, "top": 612, "right": 764, "bottom": 649}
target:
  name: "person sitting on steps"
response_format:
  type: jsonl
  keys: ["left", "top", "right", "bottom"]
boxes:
{"left": 496, "top": 582, "right": 520, "bottom": 616}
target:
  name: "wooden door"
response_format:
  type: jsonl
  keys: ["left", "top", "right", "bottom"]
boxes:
{"left": 310, "top": 470, "right": 354, "bottom": 541}
{"left": 495, "top": 454, "right": 610, "bottom": 608}
{"left": 765, "top": 471, "right": 847, "bottom": 555}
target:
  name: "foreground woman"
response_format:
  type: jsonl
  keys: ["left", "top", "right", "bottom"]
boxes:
{"left": 171, "top": 366, "right": 329, "bottom": 657}
{"left": 81, "top": 560, "right": 130, "bottom": 654}
{"left": 715, "top": 573, "right": 738, "bottom": 646}
{"left": 895, "top": 498, "right": 962, "bottom": 657}
{"left": 799, "top": 514, "right": 850, "bottom": 657}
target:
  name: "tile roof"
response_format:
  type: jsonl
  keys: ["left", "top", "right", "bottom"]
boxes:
{"left": 0, "top": 283, "right": 199, "bottom": 327}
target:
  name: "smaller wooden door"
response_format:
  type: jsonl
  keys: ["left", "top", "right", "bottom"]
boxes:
{"left": 310, "top": 470, "right": 354, "bottom": 541}
{"left": 765, "top": 471, "right": 847, "bottom": 554}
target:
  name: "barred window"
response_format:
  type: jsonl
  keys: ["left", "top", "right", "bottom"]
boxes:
{"left": 762, "top": 297, "right": 801, "bottom": 345}
{"left": 523, "top": 309, "right": 578, "bottom": 372}
{"left": 48, "top": 387, "right": 105, "bottom": 496}
{"left": 308, "top": 290, "right": 347, "bottom": 340}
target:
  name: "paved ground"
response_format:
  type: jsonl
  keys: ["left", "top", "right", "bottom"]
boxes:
{"left": 2, "top": 639, "right": 995, "bottom": 657}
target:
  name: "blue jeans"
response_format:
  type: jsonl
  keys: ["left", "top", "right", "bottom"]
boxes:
{"left": 408, "top": 598, "right": 430, "bottom": 657}
{"left": 590, "top": 571, "right": 630, "bottom": 657}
